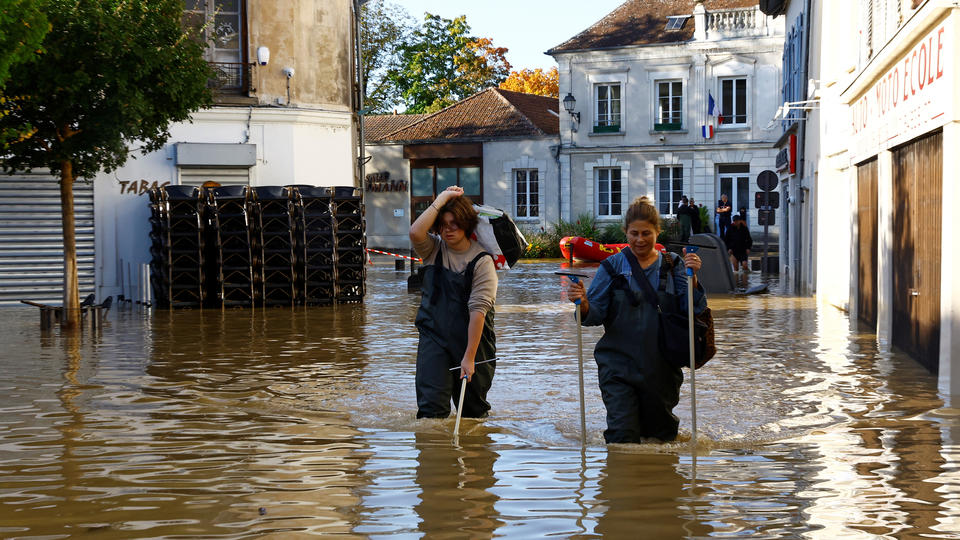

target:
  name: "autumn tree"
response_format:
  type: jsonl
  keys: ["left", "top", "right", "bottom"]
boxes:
{"left": 388, "top": 13, "right": 511, "bottom": 113}
{"left": 360, "top": 0, "right": 415, "bottom": 113}
{"left": 0, "top": 0, "right": 211, "bottom": 328}
{"left": 499, "top": 67, "right": 559, "bottom": 98}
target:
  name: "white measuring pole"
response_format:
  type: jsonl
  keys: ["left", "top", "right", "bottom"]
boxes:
{"left": 453, "top": 376, "right": 467, "bottom": 443}
{"left": 686, "top": 247, "right": 699, "bottom": 481}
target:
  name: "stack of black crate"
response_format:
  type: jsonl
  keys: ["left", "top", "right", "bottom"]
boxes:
{"left": 332, "top": 186, "right": 365, "bottom": 302}
{"left": 208, "top": 186, "right": 255, "bottom": 307}
{"left": 252, "top": 186, "right": 296, "bottom": 306}
{"left": 294, "top": 186, "right": 336, "bottom": 304}
{"left": 149, "top": 185, "right": 206, "bottom": 308}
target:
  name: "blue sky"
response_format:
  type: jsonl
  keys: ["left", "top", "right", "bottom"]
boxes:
{"left": 393, "top": 0, "right": 626, "bottom": 71}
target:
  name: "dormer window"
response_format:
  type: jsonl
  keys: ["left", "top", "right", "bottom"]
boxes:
{"left": 665, "top": 16, "right": 689, "bottom": 31}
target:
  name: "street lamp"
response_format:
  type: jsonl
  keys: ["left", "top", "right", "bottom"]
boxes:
{"left": 562, "top": 93, "right": 580, "bottom": 124}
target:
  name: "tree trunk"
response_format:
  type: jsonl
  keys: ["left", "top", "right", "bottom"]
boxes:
{"left": 59, "top": 160, "right": 80, "bottom": 330}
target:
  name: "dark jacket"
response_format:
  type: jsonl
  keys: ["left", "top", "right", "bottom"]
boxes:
{"left": 724, "top": 224, "right": 753, "bottom": 253}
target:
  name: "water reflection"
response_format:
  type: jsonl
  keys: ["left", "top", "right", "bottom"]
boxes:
{"left": 0, "top": 261, "right": 959, "bottom": 538}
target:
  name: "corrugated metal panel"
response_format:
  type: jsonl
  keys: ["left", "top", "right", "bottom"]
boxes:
{"left": 0, "top": 172, "right": 95, "bottom": 307}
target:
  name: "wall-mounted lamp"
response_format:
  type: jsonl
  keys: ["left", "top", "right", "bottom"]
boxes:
{"left": 256, "top": 46, "right": 270, "bottom": 66}
{"left": 562, "top": 93, "right": 580, "bottom": 124}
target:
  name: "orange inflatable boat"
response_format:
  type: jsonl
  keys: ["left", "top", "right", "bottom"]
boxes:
{"left": 559, "top": 236, "right": 665, "bottom": 262}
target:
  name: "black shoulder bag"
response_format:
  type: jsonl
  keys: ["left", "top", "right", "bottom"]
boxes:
{"left": 623, "top": 250, "right": 714, "bottom": 370}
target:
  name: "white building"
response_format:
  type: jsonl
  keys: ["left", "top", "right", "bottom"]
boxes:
{"left": 548, "top": 0, "right": 785, "bottom": 249}
{"left": 797, "top": 0, "right": 960, "bottom": 397}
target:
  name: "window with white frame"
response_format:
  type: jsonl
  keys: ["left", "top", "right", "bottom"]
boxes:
{"left": 594, "top": 83, "right": 621, "bottom": 133}
{"left": 183, "top": 0, "right": 247, "bottom": 92}
{"left": 596, "top": 168, "right": 622, "bottom": 217}
{"left": 514, "top": 169, "right": 539, "bottom": 218}
{"left": 657, "top": 166, "right": 683, "bottom": 215}
{"left": 655, "top": 80, "right": 683, "bottom": 130}
{"left": 719, "top": 77, "right": 748, "bottom": 125}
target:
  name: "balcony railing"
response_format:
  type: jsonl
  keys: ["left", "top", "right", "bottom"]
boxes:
{"left": 704, "top": 7, "right": 768, "bottom": 38}
{"left": 207, "top": 62, "right": 254, "bottom": 94}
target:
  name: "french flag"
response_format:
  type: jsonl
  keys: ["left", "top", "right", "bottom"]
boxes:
{"left": 703, "top": 92, "right": 723, "bottom": 138}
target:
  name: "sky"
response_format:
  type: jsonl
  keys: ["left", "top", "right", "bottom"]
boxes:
{"left": 392, "top": 0, "right": 627, "bottom": 72}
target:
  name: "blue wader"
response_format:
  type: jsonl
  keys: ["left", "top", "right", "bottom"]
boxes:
{"left": 414, "top": 249, "right": 496, "bottom": 419}
{"left": 594, "top": 253, "right": 684, "bottom": 443}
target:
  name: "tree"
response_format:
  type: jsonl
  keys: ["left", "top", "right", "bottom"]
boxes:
{"left": 0, "top": 0, "right": 212, "bottom": 329}
{"left": 0, "top": 0, "right": 48, "bottom": 88}
{"left": 499, "top": 67, "right": 559, "bottom": 98}
{"left": 360, "top": 0, "right": 414, "bottom": 114}
{"left": 389, "top": 13, "right": 511, "bottom": 114}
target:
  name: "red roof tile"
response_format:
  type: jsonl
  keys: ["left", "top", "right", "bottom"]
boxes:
{"left": 372, "top": 88, "right": 559, "bottom": 143}
{"left": 365, "top": 113, "right": 429, "bottom": 142}
{"left": 548, "top": 0, "right": 759, "bottom": 53}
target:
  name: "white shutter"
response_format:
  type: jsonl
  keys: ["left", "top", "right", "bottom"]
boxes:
{"left": 178, "top": 168, "right": 250, "bottom": 186}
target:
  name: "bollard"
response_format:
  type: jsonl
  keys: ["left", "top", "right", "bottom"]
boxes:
{"left": 395, "top": 259, "right": 405, "bottom": 271}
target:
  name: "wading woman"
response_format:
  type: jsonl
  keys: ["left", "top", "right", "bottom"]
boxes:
{"left": 409, "top": 185, "right": 498, "bottom": 419}
{"left": 567, "top": 196, "right": 707, "bottom": 443}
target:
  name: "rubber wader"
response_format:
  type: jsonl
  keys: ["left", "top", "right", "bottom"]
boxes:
{"left": 414, "top": 248, "right": 496, "bottom": 419}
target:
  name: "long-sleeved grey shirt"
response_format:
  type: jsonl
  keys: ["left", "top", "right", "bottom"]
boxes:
{"left": 414, "top": 234, "right": 498, "bottom": 314}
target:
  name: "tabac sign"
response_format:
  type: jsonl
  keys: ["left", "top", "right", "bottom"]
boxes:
{"left": 849, "top": 21, "right": 953, "bottom": 163}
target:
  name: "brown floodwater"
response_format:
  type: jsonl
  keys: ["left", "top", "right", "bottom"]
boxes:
{"left": 2, "top": 259, "right": 959, "bottom": 538}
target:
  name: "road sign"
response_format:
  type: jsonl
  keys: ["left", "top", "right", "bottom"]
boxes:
{"left": 755, "top": 191, "right": 780, "bottom": 209}
{"left": 757, "top": 170, "right": 778, "bottom": 192}
{"left": 758, "top": 209, "right": 776, "bottom": 226}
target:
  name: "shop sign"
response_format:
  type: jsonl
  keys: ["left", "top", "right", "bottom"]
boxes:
{"left": 775, "top": 134, "right": 797, "bottom": 174}
{"left": 849, "top": 21, "right": 952, "bottom": 162}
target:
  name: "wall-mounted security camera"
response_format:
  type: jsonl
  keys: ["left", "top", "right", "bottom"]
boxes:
{"left": 658, "top": 135, "right": 666, "bottom": 142}
{"left": 256, "top": 46, "right": 270, "bottom": 66}
{"left": 282, "top": 67, "right": 295, "bottom": 78}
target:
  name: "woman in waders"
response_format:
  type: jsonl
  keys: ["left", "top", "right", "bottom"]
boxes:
{"left": 409, "top": 186, "right": 498, "bottom": 419}
{"left": 566, "top": 196, "right": 707, "bottom": 443}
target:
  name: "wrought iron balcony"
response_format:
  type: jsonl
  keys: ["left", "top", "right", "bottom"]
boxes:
{"left": 207, "top": 62, "right": 254, "bottom": 94}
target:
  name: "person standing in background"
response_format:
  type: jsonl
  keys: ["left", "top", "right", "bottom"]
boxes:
{"left": 716, "top": 194, "right": 732, "bottom": 239}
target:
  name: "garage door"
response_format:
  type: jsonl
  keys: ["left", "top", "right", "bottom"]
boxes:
{"left": 0, "top": 172, "right": 95, "bottom": 306}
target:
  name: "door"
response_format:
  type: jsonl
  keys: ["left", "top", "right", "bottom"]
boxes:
{"left": 718, "top": 164, "right": 750, "bottom": 223}
{"left": 891, "top": 130, "right": 942, "bottom": 372}
{"left": 857, "top": 158, "right": 878, "bottom": 328}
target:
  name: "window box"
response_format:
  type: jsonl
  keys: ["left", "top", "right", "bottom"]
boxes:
{"left": 593, "top": 124, "right": 621, "bottom": 133}
{"left": 654, "top": 123, "right": 683, "bottom": 131}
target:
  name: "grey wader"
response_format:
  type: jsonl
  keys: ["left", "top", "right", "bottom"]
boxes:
{"left": 596, "top": 252, "right": 683, "bottom": 443}
{"left": 414, "top": 249, "right": 496, "bottom": 419}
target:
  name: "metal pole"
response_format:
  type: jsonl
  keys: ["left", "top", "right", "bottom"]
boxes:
{"left": 575, "top": 302, "right": 586, "bottom": 445}
{"left": 686, "top": 248, "right": 699, "bottom": 482}
{"left": 453, "top": 376, "right": 467, "bottom": 444}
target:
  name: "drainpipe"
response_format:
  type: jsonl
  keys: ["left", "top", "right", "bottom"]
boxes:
{"left": 354, "top": 0, "right": 370, "bottom": 188}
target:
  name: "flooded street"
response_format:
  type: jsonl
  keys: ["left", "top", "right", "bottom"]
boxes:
{"left": 2, "top": 259, "right": 960, "bottom": 538}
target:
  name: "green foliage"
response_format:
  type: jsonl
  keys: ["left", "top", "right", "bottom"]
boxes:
{"left": 698, "top": 205, "right": 711, "bottom": 232}
{"left": 598, "top": 223, "right": 627, "bottom": 244}
{"left": 522, "top": 228, "right": 562, "bottom": 258}
{"left": 0, "top": 0, "right": 212, "bottom": 177}
{"left": 0, "top": 0, "right": 48, "bottom": 88}
{"left": 360, "top": 0, "right": 414, "bottom": 113}
{"left": 388, "top": 13, "right": 510, "bottom": 113}
{"left": 657, "top": 217, "right": 682, "bottom": 244}
{"left": 554, "top": 213, "right": 599, "bottom": 240}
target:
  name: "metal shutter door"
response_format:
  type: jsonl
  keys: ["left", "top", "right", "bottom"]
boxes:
{"left": 0, "top": 172, "right": 95, "bottom": 306}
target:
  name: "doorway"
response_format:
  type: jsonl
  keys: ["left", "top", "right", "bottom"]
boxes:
{"left": 857, "top": 158, "right": 878, "bottom": 328}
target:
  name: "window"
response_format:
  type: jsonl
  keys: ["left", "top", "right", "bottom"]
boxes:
{"left": 657, "top": 166, "right": 683, "bottom": 215}
{"left": 720, "top": 77, "right": 748, "bottom": 125}
{"left": 665, "top": 16, "right": 688, "bottom": 30}
{"left": 515, "top": 169, "right": 539, "bottom": 219}
{"left": 594, "top": 84, "right": 621, "bottom": 133}
{"left": 409, "top": 162, "right": 483, "bottom": 220}
{"left": 183, "top": 1, "right": 247, "bottom": 92}
{"left": 655, "top": 80, "right": 683, "bottom": 131}
{"left": 596, "top": 168, "right": 622, "bottom": 217}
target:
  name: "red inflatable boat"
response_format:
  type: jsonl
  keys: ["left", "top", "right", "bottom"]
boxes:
{"left": 559, "top": 236, "right": 665, "bottom": 262}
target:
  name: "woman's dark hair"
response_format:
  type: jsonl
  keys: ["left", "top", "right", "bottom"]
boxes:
{"left": 431, "top": 195, "right": 479, "bottom": 237}
{"left": 623, "top": 196, "right": 661, "bottom": 234}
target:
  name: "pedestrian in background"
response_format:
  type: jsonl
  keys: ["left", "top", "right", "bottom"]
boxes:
{"left": 716, "top": 194, "right": 732, "bottom": 239}
{"left": 724, "top": 215, "right": 753, "bottom": 273}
